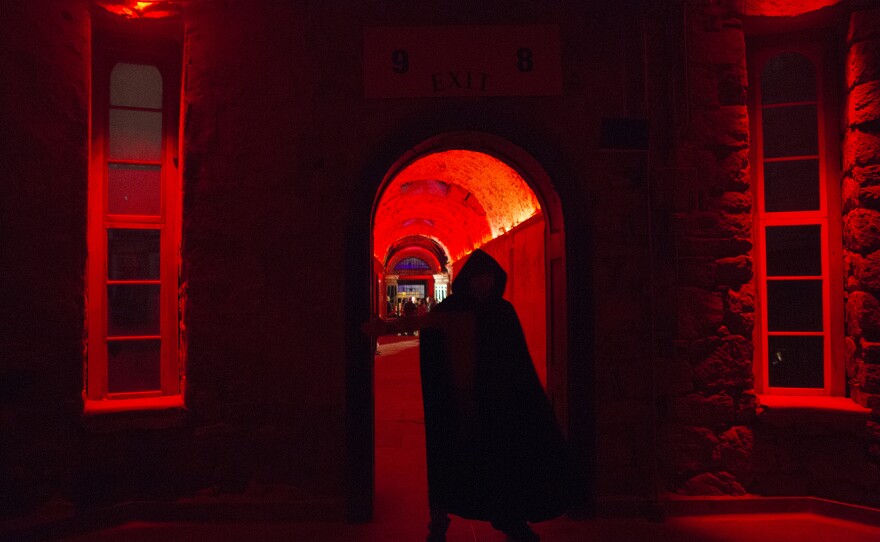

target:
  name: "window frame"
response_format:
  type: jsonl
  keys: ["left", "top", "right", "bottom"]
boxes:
{"left": 749, "top": 36, "right": 844, "bottom": 396}
{"left": 86, "top": 31, "right": 183, "bottom": 403}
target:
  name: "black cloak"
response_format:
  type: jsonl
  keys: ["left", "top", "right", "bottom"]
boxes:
{"left": 419, "top": 249, "right": 575, "bottom": 523}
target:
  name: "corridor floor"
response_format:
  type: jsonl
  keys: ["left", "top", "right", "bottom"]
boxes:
{"left": 58, "top": 335, "right": 880, "bottom": 542}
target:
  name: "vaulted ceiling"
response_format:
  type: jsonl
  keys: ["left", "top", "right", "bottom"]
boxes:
{"left": 373, "top": 150, "right": 541, "bottom": 269}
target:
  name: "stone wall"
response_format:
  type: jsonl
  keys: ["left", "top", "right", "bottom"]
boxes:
{"left": 1, "top": 0, "right": 655, "bottom": 521}
{"left": 843, "top": 3, "right": 880, "bottom": 464}
{"left": 659, "top": 0, "right": 758, "bottom": 496}
{"left": 0, "top": 0, "right": 90, "bottom": 517}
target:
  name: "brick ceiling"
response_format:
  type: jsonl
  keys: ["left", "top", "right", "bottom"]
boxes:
{"left": 373, "top": 150, "right": 541, "bottom": 268}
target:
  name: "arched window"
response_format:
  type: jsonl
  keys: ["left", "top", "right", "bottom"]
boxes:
{"left": 394, "top": 257, "right": 431, "bottom": 271}
{"left": 752, "top": 46, "right": 842, "bottom": 395}
{"left": 86, "top": 35, "right": 182, "bottom": 406}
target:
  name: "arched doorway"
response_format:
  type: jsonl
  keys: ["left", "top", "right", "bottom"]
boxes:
{"left": 365, "top": 132, "right": 569, "bottom": 521}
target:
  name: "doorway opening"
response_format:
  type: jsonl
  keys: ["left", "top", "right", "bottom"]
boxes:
{"left": 368, "top": 132, "right": 568, "bottom": 524}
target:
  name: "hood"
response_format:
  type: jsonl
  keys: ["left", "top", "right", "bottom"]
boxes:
{"left": 451, "top": 249, "right": 507, "bottom": 300}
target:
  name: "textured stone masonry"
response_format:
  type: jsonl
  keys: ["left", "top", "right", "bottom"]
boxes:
{"left": 843, "top": 4, "right": 880, "bottom": 464}
{"left": 663, "top": 1, "right": 757, "bottom": 497}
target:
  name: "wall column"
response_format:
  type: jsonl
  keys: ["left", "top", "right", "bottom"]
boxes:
{"left": 842, "top": 4, "right": 880, "bottom": 463}
{"left": 660, "top": 0, "right": 757, "bottom": 496}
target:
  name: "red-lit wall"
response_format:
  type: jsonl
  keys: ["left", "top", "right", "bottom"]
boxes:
{"left": 451, "top": 215, "right": 547, "bottom": 387}
{"left": 5, "top": 0, "right": 880, "bottom": 531}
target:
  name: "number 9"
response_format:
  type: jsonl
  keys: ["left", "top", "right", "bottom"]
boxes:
{"left": 392, "top": 49, "right": 409, "bottom": 74}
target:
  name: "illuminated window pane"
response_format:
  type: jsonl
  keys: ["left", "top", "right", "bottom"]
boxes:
{"left": 768, "top": 335, "right": 824, "bottom": 388}
{"left": 760, "top": 52, "right": 816, "bottom": 105}
{"left": 766, "top": 226, "right": 821, "bottom": 277}
{"left": 762, "top": 105, "right": 818, "bottom": 158}
{"left": 398, "top": 283, "right": 426, "bottom": 298}
{"left": 394, "top": 257, "right": 431, "bottom": 271}
{"left": 108, "top": 229, "right": 160, "bottom": 280}
{"left": 109, "top": 109, "right": 162, "bottom": 161}
{"left": 108, "top": 164, "right": 161, "bottom": 216}
{"left": 766, "top": 280, "right": 823, "bottom": 332}
{"left": 108, "top": 284, "right": 161, "bottom": 336}
{"left": 111, "top": 63, "right": 162, "bottom": 109}
{"left": 108, "top": 339, "right": 161, "bottom": 393}
{"left": 763, "top": 159, "right": 820, "bottom": 212}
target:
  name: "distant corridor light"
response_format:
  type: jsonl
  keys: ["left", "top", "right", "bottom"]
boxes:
{"left": 96, "top": 1, "right": 179, "bottom": 19}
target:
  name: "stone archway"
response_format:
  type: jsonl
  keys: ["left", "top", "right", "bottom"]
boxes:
{"left": 366, "top": 131, "right": 570, "bottom": 516}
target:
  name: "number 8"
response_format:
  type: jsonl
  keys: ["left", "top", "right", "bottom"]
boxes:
{"left": 392, "top": 49, "right": 409, "bottom": 74}
{"left": 517, "top": 48, "right": 533, "bottom": 72}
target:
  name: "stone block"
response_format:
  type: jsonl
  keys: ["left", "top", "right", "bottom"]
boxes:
{"left": 854, "top": 250, "right": 880, "bottom": 294}
{"left": 861, "top": 338, "right": 880, "bottom": 364}
{"left": 723, "top": 285, "right": 755, "bottom": 336}
{"left": 859, "top": 363, "right": 880, "bottom": 393}
{"left": 713, "top": 149, "right": 751, "bottom": 192}
{"left": 847, "top": 290, "right": 880, "bottom": 340}
{"left": 725, "top": 283, "right": 755, "bottom": 313}
{"left": 663, "top": 424, "right": 721, "bottom": 473}
{"left": 843, "top": 174, "right": 860, "bottom": 213}
{"left": 848, "top": 337, "right": 861, "bottom": 379}
{"left": 846, "top": 251, "right": 862, "bottom": 292}
{"left": 854, "top": 164, "right": 880, "bottom": 187}
{"left": 858, "top": 185, "right": 880, "bottom": 211}
{"left": 718, "top": 63, "right": 748, "bottom": 106}
{"left": 848, "top": 8, "right": 880, "bottom": 44}
{"left": 848, "top": 39, "right": 880, "bottom": 89}
{"left": 849, "top": 81, "right": 880, "bottom": 126}
{"left": 718, "top": 426, "right": 754, "bottom": 481}
{"left": 678, "top": 471, "right": 746, "bottom": 496}
{"left": 716, "top": 255, "right": 753, "bottom": 286}
{"left": 844, "top": 208, "right": 880, "bottom": 254}
{"left": 853, "top": 388, "right": 880, "bottom": 409}
{"left": 844, "top": 128, "right": 880, "bottom": 172}
{"left": 707, "top": 191, "right": 751, "bottom": 213}
{"left": 725, "top": 310, "right": 754, "bottom": 338}
{"left": 692, "top": 335, "right": 754, "bottom": 392}
{"left": 690, "top": 106, "right": 749, "bottom": 149}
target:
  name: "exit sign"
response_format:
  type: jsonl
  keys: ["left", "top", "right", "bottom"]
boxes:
{"left": 364, "top": 25, "right": 563, "bottom": 99}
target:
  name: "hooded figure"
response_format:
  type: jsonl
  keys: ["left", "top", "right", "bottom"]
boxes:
{"left": 419, "top": 249, "right": 575, "bottom": 541}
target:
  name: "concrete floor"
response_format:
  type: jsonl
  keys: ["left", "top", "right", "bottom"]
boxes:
{"left": 57, "top": 335, "right": 880, "bottom": 542}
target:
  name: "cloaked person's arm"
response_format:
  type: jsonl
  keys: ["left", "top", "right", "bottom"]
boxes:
{"left": 360, "top": 312, "right": 449, "bottom": 337}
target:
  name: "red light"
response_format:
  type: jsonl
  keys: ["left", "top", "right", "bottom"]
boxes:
{"left": 374, "top": 150, "right": 540, "bottom": 265}
{"left": 742, "top": 0, "right": 841, "bottom": 17}
{"left": 96, "top": 1, "right": 178, "bottom": 19}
